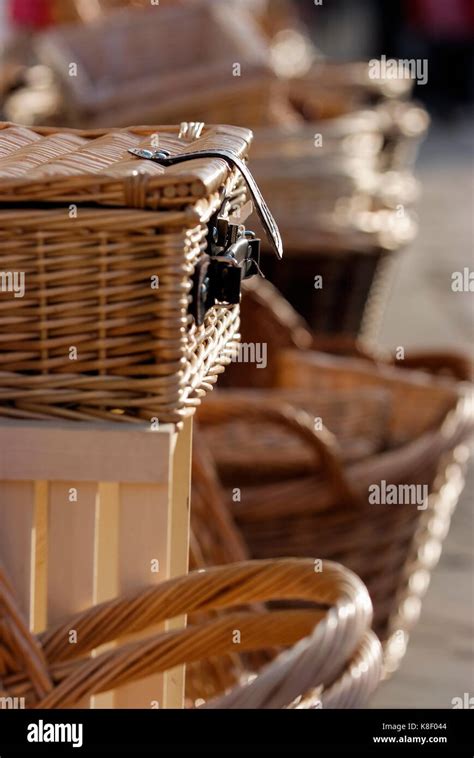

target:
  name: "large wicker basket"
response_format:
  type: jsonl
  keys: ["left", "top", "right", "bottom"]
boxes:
{"left": 0, "top": 121, "right": 277, "bottom": 424}
{"left": 246, "top": 105, "right": 420, "bottom": 337}
{"left": 0, "top": 556, "right": 382, "bottom": 708}
{"left": 290, "top": 68, "right": 428, "bottom": 171}
{"left": 195, "top": 360, "right": 472, "bottom": 677}
{"left": 195, "top": 283, "right": 473, "bottom": 676}
{"left": 243, "top": 211, "right": 415, "bottom": 339}
{"left": 28, "top": 3, "right": 286, "bottom": 129}
{"left": 289, "top": 61, "right": 414, "bottom": 122}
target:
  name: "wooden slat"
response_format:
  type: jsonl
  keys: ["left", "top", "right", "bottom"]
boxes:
{"left": 31, "top": 481, "right": 48, "bottom": 633}
{"left": 94, "top": 483, "right": 119, "bottom": 604}
{"left": 47, "top": 482, "right": 97, "bottom": 622}
{"left": 164, "top": 417, "right": 193, "bottom": 709}
{"left": 92, "top": 482, "right": 120, "bottom": 709}
{"left": 113, "top": 480, "right": 171, "bottom": 709}
{"left": 47, "top": 481, "right": 97, "bottom": 708}
{"left": 0, "top": 482, "right": 36, "bottom": 624}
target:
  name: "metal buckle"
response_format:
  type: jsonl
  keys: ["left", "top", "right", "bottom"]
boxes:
{"left": 189, "top": 217, "right": 261, "bottom": 326}
{"left": 128, "top": 146, "right": 283, "bottom": 260}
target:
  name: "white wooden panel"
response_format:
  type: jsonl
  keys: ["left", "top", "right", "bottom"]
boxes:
{"left": 164, "top": 416, "right": 193, "bottom": 708}
{"left": 0, "top": 419, "right": 191, "bottom": 709}
{"left": 92, "top": 482, "right": 120, "bottom": 709}
{"left": 47, "top": 482, "right": 97, "bottom": 708}
{"left": 113, "top": 481, "right": 171, "bottom": 709}
{"left": 0, "top": 482, "right": 36, "bottom": 624}
{"left": 0, "top": 420, "right": 174, "bottom": 483}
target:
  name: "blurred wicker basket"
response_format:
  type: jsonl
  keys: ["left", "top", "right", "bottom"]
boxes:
{"left": 195, "top": 353, "right": 473, "bottom": 676}
{"left": 220, "top": 277, "right": 473, "bottom": 388}
{"left": 29, "top": 3, "right": 287, "bottom": 129}
{"left": 1, "top": 556, "right": 382, "bottom": 708}
{"left": 289, "top": 64, "right": 429, "bottom": 172}
{"left": 197, "top": 387, "right": 391, "bottom": 484}
{"left": 0, "top": 121, "right": 256, "bottom": 423}
{"left": 195, "top": 280, "right": 474, "bottom": 675}
{"left": 289, "top": 61, "right": 414, "bottom": 121}
{"left": 249, "top": 110, "right": 383, "bottom": 162}
{"left": 253, "top": 209, "right": 417, "bottom": 338}
{"left": 244, "top": 79, "right": 424, "bottom": 338}
{"left": 248, "top": 108, "right": 421, "bottom": 223}
{"left": 376, "top": 100, "right": 430, "bottom": 172}
{"left": 248, "top": 107, "right": 407, "bottom": 223}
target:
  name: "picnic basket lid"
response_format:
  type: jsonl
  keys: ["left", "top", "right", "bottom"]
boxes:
{"left": 0, "top": 122, "right": 253, "bottom": 210}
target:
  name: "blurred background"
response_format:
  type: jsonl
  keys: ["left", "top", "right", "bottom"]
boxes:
{"left": 0, "top": 0, "right": 472, "bottom": 708}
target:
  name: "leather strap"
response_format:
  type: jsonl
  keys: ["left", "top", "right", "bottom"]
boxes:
{"left": 128, "top": 147, "right": 283, "bottom": 260}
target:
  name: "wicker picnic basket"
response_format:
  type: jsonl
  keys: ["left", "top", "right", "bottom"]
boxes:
{"left": 0, "top": 120, "right": 285, "bottom": 424}
{"left": 28, "top": 3, "right": 286, "bottom": 129}
{"left": 196, "top": 282, "right": 473, "bottom": 676}
{"left": 0, "top": 555, "right": 382, "bottom": 708}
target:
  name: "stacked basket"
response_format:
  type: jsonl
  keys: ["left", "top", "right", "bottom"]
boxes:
{"left": 0, "top": 119, "right": 384, "bottom": 709}
{"left": 247, "top": 61, "right": 429, "bottom": 338}
{"left": 194, "top": 281, "right": 474, "bottom": 678}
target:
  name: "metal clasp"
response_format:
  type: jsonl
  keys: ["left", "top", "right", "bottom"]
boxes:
{"left": 189, "top": 217, "right": 261, "bottom": 325}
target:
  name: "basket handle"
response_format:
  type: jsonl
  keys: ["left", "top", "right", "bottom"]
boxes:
{"left": 389, "top": 351, "right": 472, "bottom": 382}
{"left": 197, "top": 397, "right": 363, "bottom": 507}
{"left": 190, "top": 428, "right": 249, "bottom": 567}
{"left": 311, "top": 336, "right": 472, "bottom": 381}
{"left": 31, "top": 559, "right": 380, "bottom": 709}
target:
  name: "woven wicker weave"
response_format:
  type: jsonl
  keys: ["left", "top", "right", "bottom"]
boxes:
{"left": 289, "top": 64, "right": 429, "bottom": 171}
{"left": 194, "top": 280, "right": 474, "bottom": 675}
{"left": 31, "top": 3, "right": 286, "bottom": 129}
{"left": 195, "top": 355, "right": 473, "bottom": 676}
{"left": 245, "top": 58, "right": 427, "bottom": 338}
{"left": 0, "top": 557, "right": 382, "bottom": 708}
{"left": 289, "top": 61, "right": 414, "bottom": 122}
{"left": 0, "top": 121, "right": 255, "bottom": 423}
{"left": 197, "top": 387, "right": 391, "bottom": 484}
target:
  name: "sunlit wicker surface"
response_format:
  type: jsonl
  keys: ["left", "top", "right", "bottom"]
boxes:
{"left": 0, "top": 122, "right": 251, "bottom": 423}
{"left": 193, "top": 282, "right": 473, "bottom": 677}
{"left": 30, "top": 3, "right": 281, "bottom": 129}
{"left": 0, "top": 557, "right": 382, "bottom": 709}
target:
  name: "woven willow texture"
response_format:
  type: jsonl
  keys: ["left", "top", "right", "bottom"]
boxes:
{"left": 0, "top": 123, "right": 251, "bottom": 422}
{"left": 0, "top": 557, "right": 382, "bottom": 709}
{"left": 193, "top": 280, "right": 474, "bottom": 677}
